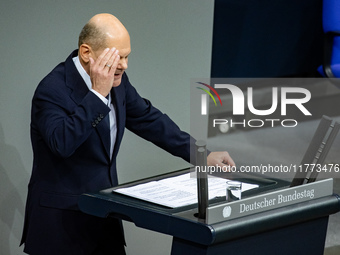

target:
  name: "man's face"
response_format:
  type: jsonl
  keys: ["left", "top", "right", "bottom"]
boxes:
{"left": 93, "top": 34, "right": 131, "bottom": 87}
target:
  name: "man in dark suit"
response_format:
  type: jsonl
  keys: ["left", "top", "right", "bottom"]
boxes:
{"left": 21, "top": 13, "right": 235, "bottom": 255}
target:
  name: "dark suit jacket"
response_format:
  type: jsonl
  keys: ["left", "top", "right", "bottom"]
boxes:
{"left": 21, "top": 50, "right": 193, "bottom": 254}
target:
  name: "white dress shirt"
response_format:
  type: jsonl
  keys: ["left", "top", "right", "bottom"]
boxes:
{"left": 73, "top": 56, "right": 117, "bottom": 160}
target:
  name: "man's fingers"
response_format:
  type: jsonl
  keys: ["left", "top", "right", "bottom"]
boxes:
{"left": 224, "top": 156, "right": 235, "bottom": 167}
{"left": 93, "top": 48, "right": 109, "bottom": 68}
{"left": 99, "top": 48, "right": 116, "bottom": 69}
{"left": 108, "top": 52, "right": 120, "bottom": 75}
{"left": 207, "top": 151, "right": 236, "bottom": 168}
{"left": 106, "top": 49, "right": 119, "bottom": 68}
{"left": 89, "top": 47, "right": 120, "bottom": 97}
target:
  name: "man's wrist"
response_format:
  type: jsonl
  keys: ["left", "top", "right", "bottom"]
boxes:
{"left": 90, "top": 89, "right": 109, "bottom": 105}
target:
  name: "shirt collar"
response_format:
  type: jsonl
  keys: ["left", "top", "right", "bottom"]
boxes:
{"left": 72, "top": 55, "right": 111, "bottom": 105}
{"left": 72, "top": 55, "right": 92, "bottom": 91}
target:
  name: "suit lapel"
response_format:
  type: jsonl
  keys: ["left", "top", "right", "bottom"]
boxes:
{"left": 64, "top": 50, "right": 89, "bottom": 104}
{"left": 64, "top": 50, "right": 111, "bottom": 159}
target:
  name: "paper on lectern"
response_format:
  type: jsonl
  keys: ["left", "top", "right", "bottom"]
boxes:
{"left": 114, "top": 173, "right": 258, "bottom": 208}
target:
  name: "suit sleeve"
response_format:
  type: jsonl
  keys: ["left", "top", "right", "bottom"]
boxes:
{"left": 31, "top": 74, "right": 110, "bottom": 158}
{"left": 123, "top": 75, "right": 196, "bottom": 163}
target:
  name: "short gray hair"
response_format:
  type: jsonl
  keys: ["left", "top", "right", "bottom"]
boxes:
{"left": 78, "top": 22, "right": 107, "bottom": 51}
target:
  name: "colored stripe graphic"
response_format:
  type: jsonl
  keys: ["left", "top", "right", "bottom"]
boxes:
{"left": 196, "top": 82, "right": 223, "bottom": 106}
{"left": 196, "top": 87, "right": 217, "bottom": 106}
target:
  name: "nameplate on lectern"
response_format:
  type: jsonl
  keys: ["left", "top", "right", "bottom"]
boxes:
{"left": 206, "top": 178, "right": 333, "bottom": 224}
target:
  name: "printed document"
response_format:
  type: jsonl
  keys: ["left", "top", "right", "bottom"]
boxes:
{"left": 114, "top": 173, "right": 258, "bottom": 208}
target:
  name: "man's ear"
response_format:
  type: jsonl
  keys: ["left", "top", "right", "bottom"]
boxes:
{"left": 79, "top": 44, "right": 92, "bottom": 63}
